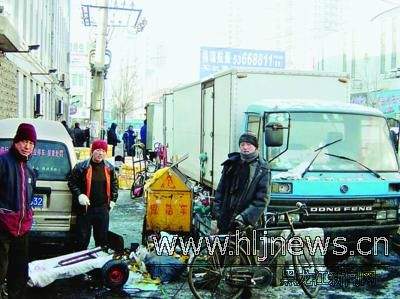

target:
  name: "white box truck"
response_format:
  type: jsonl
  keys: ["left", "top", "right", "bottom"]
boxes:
{"left": 163, "top": 69, "right": 349, "bottom": 188}
{"left": 157, "top": 68, "right": 400, "bottom": 247}
{"left": 146, "top": 102, "right": 164, "bottom": 150}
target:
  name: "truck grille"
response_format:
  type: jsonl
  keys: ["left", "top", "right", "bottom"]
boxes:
{"left": 269, "top": 198, "right": 383, "bottom": 227}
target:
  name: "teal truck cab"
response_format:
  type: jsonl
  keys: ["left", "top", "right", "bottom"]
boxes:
{"left": 246, "top": 99, "right": 400, "bottom": 244}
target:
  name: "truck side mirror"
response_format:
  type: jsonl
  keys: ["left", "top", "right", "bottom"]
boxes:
{"left": 390, "top": 129, "right": 399, "bottom": 153}
{"left": 265, "top": 122, "right": 283, "bottom": 147}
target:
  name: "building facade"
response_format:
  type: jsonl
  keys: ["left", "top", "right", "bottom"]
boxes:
{"left": 69, "top": 0, "right": 92, "bottom": 127}
{"left": 0, "top": 0, "right": 70, "bottom": 120}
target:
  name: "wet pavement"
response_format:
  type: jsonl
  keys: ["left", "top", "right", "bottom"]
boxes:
{"left": 27, "top": 189, "right": 400, "bottom": 298}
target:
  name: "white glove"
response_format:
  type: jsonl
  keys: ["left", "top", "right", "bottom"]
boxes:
{"left": 210, "top": 220, "right": 219, "bottom": 234}
{"left": 109, "top": 201, "right": 116, "bottom": 212}
{"left": 78, "top": 194, "right": 90, "bottom": 206}
{"left": 235, "top": 214, "right": 244, "bottom": 223}
{"left": 234, "top": 214, "right": 245, "bottom": 228}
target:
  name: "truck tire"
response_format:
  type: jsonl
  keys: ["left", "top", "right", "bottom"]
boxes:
{"left": 101, "top": 260, "right": 129, "bottom": 290}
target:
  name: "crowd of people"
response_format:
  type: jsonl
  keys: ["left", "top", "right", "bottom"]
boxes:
{"left": 60, "top": 120, "right": 147, "bottom": 158}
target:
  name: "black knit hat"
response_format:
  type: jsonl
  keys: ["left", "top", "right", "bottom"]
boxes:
{"left": 239, "top": 132, "right": 258, "bottom": 148}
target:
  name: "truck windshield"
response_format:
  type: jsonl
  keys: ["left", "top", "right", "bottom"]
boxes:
{"left": 267, "top": 112, "right": 399, "bottom": 172}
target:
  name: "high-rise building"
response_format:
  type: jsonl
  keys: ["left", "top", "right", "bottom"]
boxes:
{"left": 0, "top": 0, "right": 70, "bottom": 120}
{"left": 69, "top": 0, "right": 92, "bottom": 124}
{"left": 264, "top": 0, "right": 348, "bottom": 70}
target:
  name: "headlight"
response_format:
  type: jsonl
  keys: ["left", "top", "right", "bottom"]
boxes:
{"left": 278, "top": 213, "right": 300, "bottom": 222}
{"left": 291, "top": 213, "right": 300, "bottom": 222}
{"left": 272, "top": 182, "right": 292, "bottom": 194}
{"left": 376, "top": 210, "right": 387, "bottom": 220}
{"left": 387, "top": 210, "right": 397, "bottom": 219}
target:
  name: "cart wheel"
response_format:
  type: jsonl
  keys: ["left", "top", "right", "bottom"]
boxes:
{"left": 102, "top": 260, "right": 129, "bottom": 290}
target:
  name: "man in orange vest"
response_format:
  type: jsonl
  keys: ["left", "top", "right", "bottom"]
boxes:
{"left": 68, "top": 139, "right": 118, "bottom": 250}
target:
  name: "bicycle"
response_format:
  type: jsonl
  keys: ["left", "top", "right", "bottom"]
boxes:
{"left": 130, "top": 143, "right": 164, "bottom": 199}
{"left": 187, "top": 202, "right": 320, "bottom": 298}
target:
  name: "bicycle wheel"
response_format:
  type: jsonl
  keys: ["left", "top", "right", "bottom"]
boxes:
{"left": 292, "top": 251, "right": 320, "bottom": 298}
{"left": 188, "top": 241, "right": 251, "bottom": 299}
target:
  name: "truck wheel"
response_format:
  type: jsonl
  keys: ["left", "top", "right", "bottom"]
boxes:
{"left": 324, "top": 249, "right": 349, "bottom": 269}
{"left": 102, "top": 260, "right": 129, "bottom": 290}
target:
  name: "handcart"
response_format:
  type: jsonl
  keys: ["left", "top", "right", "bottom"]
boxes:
{"left": 28, "top": 232, "right": 130, "bottom": 290}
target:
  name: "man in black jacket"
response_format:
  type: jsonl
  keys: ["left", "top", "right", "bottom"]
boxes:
{"left": 212, "top": 132, "right": 269, "bottom": 234}
{"left": 107, "top": 123, "right": 121, "bottom": 156}
{"left": 68, "top": 139, "right": 118, "bottom": 250}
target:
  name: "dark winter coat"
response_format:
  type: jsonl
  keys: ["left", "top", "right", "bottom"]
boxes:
{"left": 68, "top": 159, "right": 118, "bottom": 214}
{"left": 0, "top": 147, "right": 36, "bottom": 236}
{"left": 140, "top": 123, "right": 147, "bottom": 148}
{"left": 212, "top": 152, "right": 270, "bottom": 233}
{"left": 73, "top": 127, "right": 85, "bottom": 147}
{"left": 107, "top": 123, "right": 120, "bottom": 146}
{"left": 123, "top": 129, "right": 136, "bottom": 152}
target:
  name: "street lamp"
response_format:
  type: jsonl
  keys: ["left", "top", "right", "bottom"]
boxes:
{"left": 1, "top": 44, "right": 40, "bottom": 54}
{"left": 30, "top": 68, "right": 57, "bottom": 76}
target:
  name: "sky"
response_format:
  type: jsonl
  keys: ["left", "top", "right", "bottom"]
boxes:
{"left": 72, "top": 0, "right": 400, "bottom": 114}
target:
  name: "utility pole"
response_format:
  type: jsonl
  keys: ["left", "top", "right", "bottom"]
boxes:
{"left": 82, "top": 0, "right": 146, "bottom": 141}
{"left": 89, "top": 0, "right": 109, "bottom": 140}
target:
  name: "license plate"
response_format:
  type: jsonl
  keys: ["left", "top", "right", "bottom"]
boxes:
{"left": 31, "top": 194, "right": 44, "bottom": 208}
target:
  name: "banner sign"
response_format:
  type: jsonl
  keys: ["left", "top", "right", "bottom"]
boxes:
{"left": 200, "top": 47, "right": 285, "bottom": 78}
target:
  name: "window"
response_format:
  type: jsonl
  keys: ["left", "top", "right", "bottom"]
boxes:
{"left": 266, "top": 112, "right": 398, "bottom": 172}
{"left": 246, "top": 114, "right": 261, "bottom": 138}
{"left": 0, "top": 139, "right": 72, "bottom": 181}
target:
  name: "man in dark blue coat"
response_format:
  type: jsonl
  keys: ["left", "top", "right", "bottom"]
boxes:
{"left": 212, "top": 132, "right": 269, "bottom": 234}
{"left": 123, "top": 125, "right": 137, "bottom": 156}
{"left": 0, "top": 123, "right": 37, "bottom": 299}
{"left": 139, "top": 120, "right": 148, "bottom": 159}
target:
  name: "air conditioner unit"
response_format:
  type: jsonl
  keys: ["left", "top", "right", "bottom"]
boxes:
{"left": 34, "top": 94, "right": 43, "bottom": 117}
{"left": 56, "top": 99, "right": 64, "bottom": 116}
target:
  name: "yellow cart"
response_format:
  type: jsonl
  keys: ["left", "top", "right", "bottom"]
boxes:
{"left": 142, "top": 162, "right": 193, "bottom": 244}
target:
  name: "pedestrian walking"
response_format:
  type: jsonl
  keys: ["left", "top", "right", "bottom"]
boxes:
{"left": 140, "top": 119, "right": 147, "bottom": 159}
{"left": 0, "top": 123, "right": 37, "bottom": 299}
{"left": 67, "top": 139, "right": 118, "bottom": 251}
{"left": 106, "top": 123, "right": 121, "bottom": 156}
{"left": 61, "top": 120, "right": 73, "bottom": 140}
{"left": 72, "top": 122, "right": 85, "bottom": 147}
{"left": 123, "top": 125, "right": 137, "bottom": 156}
